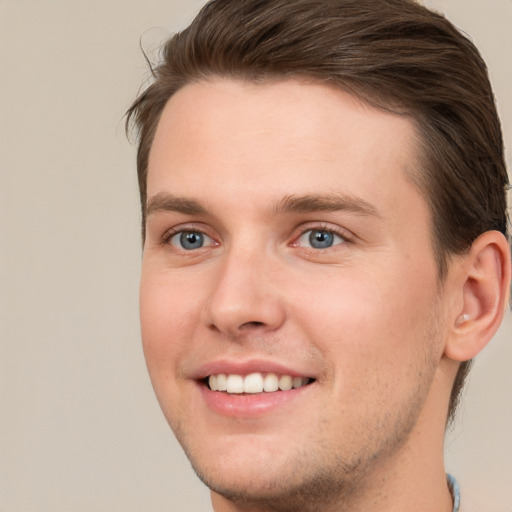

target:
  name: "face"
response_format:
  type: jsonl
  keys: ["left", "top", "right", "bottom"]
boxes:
{"left": 141, "top": 79, "right": 449, "bottom": 508}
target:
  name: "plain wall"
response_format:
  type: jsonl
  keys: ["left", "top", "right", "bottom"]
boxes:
{"left": 0, "top": 1, "right": 510, "bottom": 511}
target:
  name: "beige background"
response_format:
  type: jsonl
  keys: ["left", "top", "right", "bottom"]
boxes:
{"left": 0, "top": 1, "right": 510, "bottom": 511}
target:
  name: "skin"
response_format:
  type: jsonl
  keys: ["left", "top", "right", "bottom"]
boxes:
{"left": 140, "top": 78, "right": 508, "bottom": 511}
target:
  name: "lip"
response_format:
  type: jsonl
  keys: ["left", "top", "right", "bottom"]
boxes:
{"left": 192, "top": 358, "right": 316, "bottom": 418}
{"left": 197, "top": 379, "right": 313, "bottom": 418}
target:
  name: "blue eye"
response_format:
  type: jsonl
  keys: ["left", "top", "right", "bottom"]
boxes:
{"left": 169, "top": 231, "right": 212, "bottom": 250}
{"left": 298, "top": 229, "right": 344, "bottom": 249}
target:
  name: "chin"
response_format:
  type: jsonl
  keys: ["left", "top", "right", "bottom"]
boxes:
{"left": 181, "top": 434, "right": 366, "bottom": 512}
{"left": 187, "top": 439, "right": 292, "bottom": 495}
{"left": 195, "top": 456, "right": 364, "bottom": 512}
{"left": 197, "top": 465, "right": 310, "bottom": 509}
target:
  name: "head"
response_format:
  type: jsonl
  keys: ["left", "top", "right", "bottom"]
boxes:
{"left": 127, "top": 0, "right": 510, "bottom": 508}
{"left": 127, "top": 0, "right": 509, "bottom": 423}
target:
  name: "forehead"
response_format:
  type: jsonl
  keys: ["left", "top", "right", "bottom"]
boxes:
{"left": 147, "top": 78, "right": 425, "bottom": 226}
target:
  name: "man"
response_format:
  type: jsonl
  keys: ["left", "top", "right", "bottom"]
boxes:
{"left": 127, "top": 0, "right": 511, "bottom": 510}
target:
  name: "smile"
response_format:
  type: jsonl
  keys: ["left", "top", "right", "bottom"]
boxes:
{"left": 207, "top": 372, "right": 313, "bottom": 394}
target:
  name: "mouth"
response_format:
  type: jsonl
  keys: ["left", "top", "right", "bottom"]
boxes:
{"left": 203, "top": 372, "right": 315, "bottom": 394}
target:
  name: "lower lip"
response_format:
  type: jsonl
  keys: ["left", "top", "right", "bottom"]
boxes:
{"left": 198, "top": 382, "right": 312, "bottom": 418}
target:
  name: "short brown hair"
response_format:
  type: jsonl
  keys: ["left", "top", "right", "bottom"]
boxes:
{"left": 126, "top": 0, "right": 510, "bottom": 423}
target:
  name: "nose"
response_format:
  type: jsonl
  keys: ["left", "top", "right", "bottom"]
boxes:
{"left": 204, "top": 246, "right": 286, "bottom": 338}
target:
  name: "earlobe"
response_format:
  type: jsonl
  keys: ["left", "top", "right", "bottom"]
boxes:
{"left": 445, "top": 231, "right": 511, "bottom": 362}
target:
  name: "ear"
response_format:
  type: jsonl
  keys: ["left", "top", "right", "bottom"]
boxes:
{"left": 445, "top": 230, "right": 511, "bottom": 362}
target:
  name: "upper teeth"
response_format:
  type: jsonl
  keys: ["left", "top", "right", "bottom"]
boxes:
{"left": 208, "top": 373, "right": 310, "bottom": 394}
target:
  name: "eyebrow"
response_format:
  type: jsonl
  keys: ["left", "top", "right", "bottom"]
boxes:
{"left": 273, "top": 193, "right": 380, "bottom": 217}
{"left": 146, "top": 193, "right": 207, "bottom": 217}
{"left": 145, "top": 192, "right": 380, "bottom": 219}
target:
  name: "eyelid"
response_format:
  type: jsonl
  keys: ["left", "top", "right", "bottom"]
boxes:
{"left": 161, "top": 223, "right": 219, "bottom": 248}
{"left": 298, "top": 230, "right": 344, "bottom": 249}
{"left": 290, "top": 222, "right": 355, "bottom": 248}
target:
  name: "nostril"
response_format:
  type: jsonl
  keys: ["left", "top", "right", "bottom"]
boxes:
{"left": 242, "top": 321, "right": 265, "bottom": 328}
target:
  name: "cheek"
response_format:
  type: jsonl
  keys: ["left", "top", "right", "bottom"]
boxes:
{"left": 291, "top": 265, "right": 440, "bottom": 383}
{"left": 139, "top": 269, "right": 207, "bottom": 429}
{"left": 139, "top": 268, "right": 202, "bottom": 378}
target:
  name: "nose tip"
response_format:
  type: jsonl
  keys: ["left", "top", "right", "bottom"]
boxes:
{"left": 203, "top": 256, "right": 286, "bottom": 338}
{"left": 205, "top": 292, "right": 286, "bottom": 338}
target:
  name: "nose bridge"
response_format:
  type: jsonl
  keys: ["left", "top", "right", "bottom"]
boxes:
{"left": 204, "top": 238, "right": 285, "bottom": 336}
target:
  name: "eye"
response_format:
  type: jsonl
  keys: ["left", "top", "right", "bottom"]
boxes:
{"left": 168, "top": 230, "right": 214, "bottom": 250}
{"left": 297, "top": 229, "right": 345, "bottom": 249}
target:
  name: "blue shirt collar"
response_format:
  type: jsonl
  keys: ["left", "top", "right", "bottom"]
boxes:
{"left": 447, "top": 474, "right": 460, "bottom": 512}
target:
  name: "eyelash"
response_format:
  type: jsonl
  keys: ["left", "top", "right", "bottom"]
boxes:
{"left": 292, "top": 223, "right": 353, "bottom": 250}
{"left": 161, "top": 226, "right": 217, "bottom": 250}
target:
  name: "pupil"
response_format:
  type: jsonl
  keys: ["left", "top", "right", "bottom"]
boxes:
{"left": 310, "top": 230, "right": 333, "bottom": 248}
{"left": 181, "top": 231, "right": 203, "bottom": 250}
